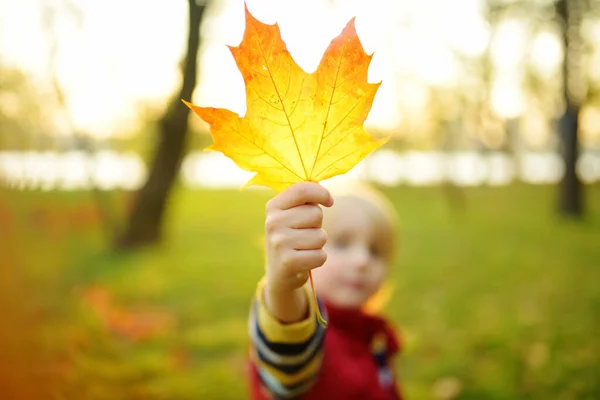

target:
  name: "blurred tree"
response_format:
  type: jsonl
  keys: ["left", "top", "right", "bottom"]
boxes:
{"left": 0, "top": 67, "right": 56, "bottom": 150}
{"left": 556, "top": 0, "right": 585, "bottom": 217}
{"left": 482, "top": 0, "right": 596, "bottom": 211}
{"left": 117, "top": 0, "right": 207, "bottom": 248}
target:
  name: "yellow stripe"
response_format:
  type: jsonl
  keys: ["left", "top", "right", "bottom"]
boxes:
{"left": 256, "top": 277, "right": 317, "bottom": 344}
{"left": 258, "top": 352, "right": 323, "bottom": 387}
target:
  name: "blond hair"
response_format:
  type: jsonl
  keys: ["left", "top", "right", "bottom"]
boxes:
{"left": 322, "top": 179, "right": 399, "bottom": 255}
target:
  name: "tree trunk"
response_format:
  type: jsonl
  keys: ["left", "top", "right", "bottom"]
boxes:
{"left": 557, "top": 0, "right": 584, "bottom": 217}
{"left": 117, "top": 0, "right": 206, "bottom": 248}
{"left": 558, "top": 105, "right": 582, "bottom": 216}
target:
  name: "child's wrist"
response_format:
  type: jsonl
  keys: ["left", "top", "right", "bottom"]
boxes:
{"left": 264, "top": 284, "right": 308, "bottom": 324}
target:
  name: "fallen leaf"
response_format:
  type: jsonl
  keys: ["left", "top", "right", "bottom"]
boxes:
{"left": 80, "top": 286, "right": 175, "bottom": 342}
{"left": 433, "top": 377, "right": 463, "bottom": 400}
{"left": 184, "top": 4, "right": 387, "bottom": 192}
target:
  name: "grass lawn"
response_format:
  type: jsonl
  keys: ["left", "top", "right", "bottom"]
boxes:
{"left": 1, "top": 184, "right": 598, "bottom": 399}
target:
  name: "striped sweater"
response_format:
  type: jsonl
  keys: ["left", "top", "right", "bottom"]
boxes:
{"left": 248, "top": 279, "right": 402, "bottom": 399}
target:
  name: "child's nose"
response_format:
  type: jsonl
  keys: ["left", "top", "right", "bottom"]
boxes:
{"left": 351, "top": 246, "right": 371, "bottom": 271}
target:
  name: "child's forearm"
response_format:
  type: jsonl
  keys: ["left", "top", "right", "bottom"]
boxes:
{"left": 264, "top": 284, "right": 308, "bottom": 324}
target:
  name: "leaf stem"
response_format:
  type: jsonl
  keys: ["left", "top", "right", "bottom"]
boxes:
{"left": 308, "top": 271, "right": 327, "bottom": 327}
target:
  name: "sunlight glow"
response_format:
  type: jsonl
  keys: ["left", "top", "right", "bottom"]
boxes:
{"left": 0, "top": 0, "right": 186, "bottom": 138}
{"left": 530, "top": 30, "right": 563, "bottom": 79}
{"left": 491, "top": 19, "right": 528, "bottom": 70}
{"left": 0, "top": 0, "right": 491, "bottom": 139}
{"left": 491, "top": 73, "right": 526, "bottom": 119}
{"left": 580, "top": 105, "right": 600, "bottom": 145}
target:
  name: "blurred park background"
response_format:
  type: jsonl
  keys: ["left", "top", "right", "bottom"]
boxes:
{"left": 0, "top": 0, "right": 599, "bottom": 398}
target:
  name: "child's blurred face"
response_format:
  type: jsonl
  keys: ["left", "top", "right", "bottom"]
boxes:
{"left": 311, "top": 196, "right": 395, "bottom": 309}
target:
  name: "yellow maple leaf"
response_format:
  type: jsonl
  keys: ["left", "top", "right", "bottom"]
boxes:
{"left": 184, "top": 5, "right": 388, "bottom": 192}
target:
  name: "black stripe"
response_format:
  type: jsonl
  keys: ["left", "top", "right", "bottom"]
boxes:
{"left": 373, "top": 351, "right": 387, "bottom": 367}
{"left": 258, "top": 370, "right": 318, "bottom": 399}
{"left": 256, "top": 329, "right": 325, "bottom": 374}
{"left": 253, "top": 298, "right": 327, "bottom": 356}
{"left": 255, "top": 313, "right": 325, "bottom": 356}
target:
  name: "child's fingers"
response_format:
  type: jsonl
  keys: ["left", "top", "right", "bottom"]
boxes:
{"left": 285, "top": 205, "right": 324, "bottom": 229}
{"left": 268, "top": 182, "right": 333, "bottom": 211}
{"left": 290, "top": 228, "right": 327, "bottom": 250}
{"left": 281, "top": 249, "right": 328, "bottom": 273}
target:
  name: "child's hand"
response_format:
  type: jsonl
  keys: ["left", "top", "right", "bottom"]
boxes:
{"left": 265, "top": 182, "right": 334, "bottom": 294}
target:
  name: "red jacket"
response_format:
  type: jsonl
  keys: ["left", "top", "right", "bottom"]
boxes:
{"left": 249, "top": 302, "right": 402, "bottom": 399}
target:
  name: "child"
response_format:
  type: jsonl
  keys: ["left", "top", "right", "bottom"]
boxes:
{"left": 248, "top": 181, "right": 402, "bottom": 399}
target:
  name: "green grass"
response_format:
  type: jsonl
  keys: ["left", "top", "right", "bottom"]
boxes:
{"left": 1, "top": 184, "right": 599, "bottom": 399}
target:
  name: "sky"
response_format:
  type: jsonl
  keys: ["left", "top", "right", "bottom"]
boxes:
{"left": 0, "top": 0, "right": 570, "bottom": 140}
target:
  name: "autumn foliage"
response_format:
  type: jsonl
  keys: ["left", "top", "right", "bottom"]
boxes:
{"left": 184, "top": 5, "right": 386, "bottom": 192}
